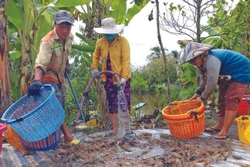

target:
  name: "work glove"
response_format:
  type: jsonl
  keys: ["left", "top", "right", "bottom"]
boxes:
{"left": 92, "top": 69, "right": 100, "bottom": 79}
{"left": 117, "top": 78, "right": 126, "bottom": 89}
{"left": 28, "top": 80, "right": 43, "bottom": 96}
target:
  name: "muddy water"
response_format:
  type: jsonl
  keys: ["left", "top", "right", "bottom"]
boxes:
{"left": 131, "top": 94, "right": 167, "bottom": 115}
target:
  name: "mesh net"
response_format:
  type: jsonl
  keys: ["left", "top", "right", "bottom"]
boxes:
{"left": 117, "top": 89, "right": 131, "bottom": 137}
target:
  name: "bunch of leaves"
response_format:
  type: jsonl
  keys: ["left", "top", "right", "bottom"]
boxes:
{"left": 8, "top": 31, "right": 23, "bottom": 101}
{"left": 131, "top": 56, "right": 182, "bottom": 115}
{"left": 208, "top": 0, "right": 250, "bottom": 58}
{"left": 130, "top": 68, "right": 149, "bottom": 95}
{"left": 178, "top": 63, "right": 197, "bottom": 100}
{"left": 139, "top": 58, "right": 178, "bottom": 89}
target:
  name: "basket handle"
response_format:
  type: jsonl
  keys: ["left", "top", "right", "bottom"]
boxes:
{"left": 190, "top": 110, "right": 199, "bottom": 122}
{"left": 43, "top": 84, "right": 55, "bottom": 94}
{"left": 242, "top": 116, "right": 249, "bottom": 121}
{"left": 169, "top": 101, "right": 178, "bottom": 106}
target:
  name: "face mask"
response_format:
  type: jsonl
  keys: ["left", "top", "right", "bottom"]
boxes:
{"left": 104, "top": 34, "right": 116, "bottom": 40}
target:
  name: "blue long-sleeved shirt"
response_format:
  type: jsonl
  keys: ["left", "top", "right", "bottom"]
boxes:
{"left": 197, "top": 49, "right": 250, "bottom": 99}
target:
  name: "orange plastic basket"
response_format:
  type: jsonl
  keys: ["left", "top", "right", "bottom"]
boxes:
{"left": 162, "top": 100, "right": 205, "bottom": 139}
{"left": 4, "top": 124, "right": 26, "bottom": 152}
{"left": 0, "top": 123, "right": 7, "bottom": 154}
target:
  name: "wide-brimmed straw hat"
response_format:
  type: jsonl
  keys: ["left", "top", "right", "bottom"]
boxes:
{"left": 94, "top": 18, "right": 124, "bottom": 34}
{"left": 179, "top": 42, "right": 213, "bottom": 65}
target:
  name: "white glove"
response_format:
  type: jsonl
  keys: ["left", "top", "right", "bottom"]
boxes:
{"left": 117, "top": 78, "right": 126, "bottom": 89}
{"left": 92, "top": 69, "right": 100, "bottom": 78}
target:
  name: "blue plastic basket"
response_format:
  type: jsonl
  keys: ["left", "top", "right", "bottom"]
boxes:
{"left": 1, "top": 84, "right": 65, "bottom": 142}
{"left": 20, "top": 129, "right": 62, "bottom": 151}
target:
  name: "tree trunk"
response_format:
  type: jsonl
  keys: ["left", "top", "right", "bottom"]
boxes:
{"left": 95, "top": 79, "right": 111, "bottom": 130}
{"left": 92, "top": 0, "right": 111, "bottom": 130}
{"left": 19, "top": 28, "right": 29, "bottom": 96}
{"left": 156, "top": 0, "right": 171, "bottom": 103}
{"left": 0, "top": 0, "right": 12, "bottom": 118}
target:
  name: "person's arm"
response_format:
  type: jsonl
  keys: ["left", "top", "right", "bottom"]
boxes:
{"left": 91, "top": 40, "right": 101, "bottom": 69}
{"left": 34, "top": 41, "right": 53, "bottom": 76}
{"left": 189, "top": 67, "right": 205, "bottom": 99}
{"left": 196, "top": 68, "right": 206, "bottom": 95}
{"left": 200, "top": 56, "right": 221, "bottom": 100}
{"left": 121, "top": 37, "right": 131, "bottom": 80}
{"left": 33, "top": 68, "right": 44, "bottom": 80}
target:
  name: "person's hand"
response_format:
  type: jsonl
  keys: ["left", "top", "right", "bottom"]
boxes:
{"left": 28, "top": 80, "right": 42, "bottom": 96}
{"left": 92, "top": 69, "right": 100, "bottom": 78}
{"left": 117, "top": 78, "right": 126, "bottom": 89}
{"left": 189, "top": 93, "right": 200, "bottom": 100}
{"left": 195, "top": 96, "right": 202, "bottom": 103}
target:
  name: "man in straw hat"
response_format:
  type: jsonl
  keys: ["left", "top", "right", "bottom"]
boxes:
{"left": 91, "top": 17, "right": 131, "bottom": 136}
{"left": 28, "top": 10, "right": 80, "bottom": 145}
{"left": 180, "top": 42, "right": 250, "bottom": 140}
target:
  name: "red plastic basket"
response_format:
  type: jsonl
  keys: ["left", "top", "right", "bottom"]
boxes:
{"left": 237, "top": 95, "right": 250, "bottom": 116}
{"left": 162, "top": 100, "right": 205, "bottom": 139}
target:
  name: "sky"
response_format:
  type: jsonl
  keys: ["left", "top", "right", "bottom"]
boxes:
{"left": 119, "top": 0, "right": 237, "bottom": 67}
{"left": 72, "top": 0, "right": 238, "bottom": 67}
{"left": 123, "top": 1, "right": 185, "bottom": 67}
{"left": 71, "top": 1, "right": 188, "bottom": 67}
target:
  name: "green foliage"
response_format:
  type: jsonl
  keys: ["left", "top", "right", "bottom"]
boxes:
{"left": 140, "top": 59, "right": 178, "bottom": 88}
{"left": 9, "top": 57, "right": 22, "bottom": 101}
{"left": 179, "top": 63, "right": 197, "bottom": 99}
{"left": 170, "top": 82, "right": 182, "bottom": 101}
{"left": 133, "top": 0, "right": 146, "bottom": 6}
{"left": 123, "top": 0, "right": 150, "bottom": 24}
{"left": 130, "top": 71, "right": 149, "bottom": 94}
{"left": 52, "top": 0, "right": 91, "bottom": 7}
{"left": 208, "top": 1, "right": 250, "bottom": 58}
{"left": 131, "top": 55, "right": 184, "bottom": 112}
{"left": 65, "top": 50, "right": 98, "bottom": 118}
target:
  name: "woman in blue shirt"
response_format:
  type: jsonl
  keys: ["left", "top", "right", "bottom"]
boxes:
{"left": 180, "top": 42, "right": 250, "bottom": 140}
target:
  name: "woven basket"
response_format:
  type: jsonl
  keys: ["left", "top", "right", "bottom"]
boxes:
{"left": 4, "top": 125, "right": 26, "bottom": 152}
{"left": 4, "top": 125, "right": 61, "bottom": 151}
{"left": 21, "top": 128, "right": 61, "bottom": 151}
{"left": 162, "top": 100, "right": 205, "bottom": 139}
{"left": 235, "top": 115, "right": 250, "bottom": 145}
{"left": 1, "top": 84, "right": 65, "bottom": 142}
{"left": 244, "top": 125, "right": 250, "bottom": 144}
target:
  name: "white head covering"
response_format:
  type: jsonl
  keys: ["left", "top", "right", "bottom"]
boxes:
{"left": 179, "top": 42, "right": 213, "bottom": 65}
{"left": 94, "top": 17, "right": 124, "bottom": 34}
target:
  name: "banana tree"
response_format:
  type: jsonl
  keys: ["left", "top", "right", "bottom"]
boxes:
{"left": 4, "top": 0, "right": 150, "bottom": 127}
{"left": 0, "top": 0, "right": 12, "bottom": 116}
{"left": 5, "top": 0, "right": 91, "bottom": 99}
